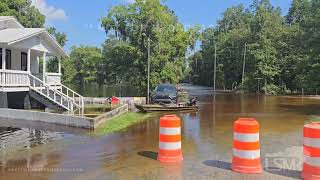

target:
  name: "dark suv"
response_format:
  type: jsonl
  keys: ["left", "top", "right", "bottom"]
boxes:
{"left": 150, "top": 84, "right": 177, "bottom": 104}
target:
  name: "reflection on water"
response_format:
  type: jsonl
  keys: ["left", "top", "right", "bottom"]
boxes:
{"left": 0, "top": 127, "right": 64, "bottom": 150}
{"left": 67, "top": 83, "right": 141, "bottom": 97}
{"left": 1, "top": 86, "right": 320, "bottom": 179}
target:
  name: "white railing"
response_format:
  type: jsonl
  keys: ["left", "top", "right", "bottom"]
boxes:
{"left": 0, "top": 70, "right": 84, "bottom": 116}
{"left": 45, "top": 73, "right": 61, "bottom": 86}
{"left": 0, "top": 70, "right": 30, "bottom": 87}
{"left": 45, "top": 75, "right": 84, "bottom": 115}
{"left": 29, "top": 74, "right": 73, "bottom": 112}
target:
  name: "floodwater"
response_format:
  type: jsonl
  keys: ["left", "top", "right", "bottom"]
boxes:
{"left": 1, "top": 86, "right": 320, "bottom": 179}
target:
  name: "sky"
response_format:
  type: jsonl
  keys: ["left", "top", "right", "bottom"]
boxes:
{"left": 31, "top": 0, "right": 293, "bottom": 52}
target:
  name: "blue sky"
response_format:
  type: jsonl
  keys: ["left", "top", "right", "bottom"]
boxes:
{"left": 38, "top": 0, "right": 292, "bottom": 52}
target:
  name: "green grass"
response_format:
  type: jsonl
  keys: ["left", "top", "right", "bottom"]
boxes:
{"left": 94, "top": 112, "right": 153, "bottom": 136}
{"left": 306, "top": 116, "right": 320, "bottom": 124}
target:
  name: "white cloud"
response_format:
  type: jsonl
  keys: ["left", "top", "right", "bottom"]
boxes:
{"left": 31, "top": 0, "right": 68, "bottom": 22}
{"left": 125, "top": 0, "right": 136, "bottom": 4}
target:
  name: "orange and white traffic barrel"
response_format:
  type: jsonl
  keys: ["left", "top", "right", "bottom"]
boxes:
{"left": 231, "top": 118, "right": 262, "bottom": 174}
{"left": 157, "top": 115, "right": 183, "bottom": 163}
{"left": 302, "top": 122, "right": 320, "bottom": 179}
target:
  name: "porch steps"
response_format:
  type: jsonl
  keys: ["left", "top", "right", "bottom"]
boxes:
{"left": 28, "top": 74, "right": 84, "bottom": 115}
{"left": 28, "top": 90, "right": 66, "bottom": 111}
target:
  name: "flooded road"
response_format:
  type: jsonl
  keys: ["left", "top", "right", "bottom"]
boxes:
{"left": 1, "top": 86, "right": 319, "bottom": 179}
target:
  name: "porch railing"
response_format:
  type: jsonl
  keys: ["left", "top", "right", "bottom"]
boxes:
{"left": 45, "top": 75, "right": 84, "bottom": 115}
{"left": 0, "top": 70, "right": 84, "bottom": 116}
{"left": 45, "top": 73, "right": 61, "bottom": 86}
{"left": 29, "top": 74, "right": 73, "bottom": 111}
{"left": 0, "top": 70, "right": 30, "bottom": 87}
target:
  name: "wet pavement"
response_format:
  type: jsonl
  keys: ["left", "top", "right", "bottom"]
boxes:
{"left": 1, "top": 86, "right": 319, "bottom": 179}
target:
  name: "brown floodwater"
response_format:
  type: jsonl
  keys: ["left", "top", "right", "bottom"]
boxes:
{"left": 1, "top": 86, "right": 320, "bottom": 179}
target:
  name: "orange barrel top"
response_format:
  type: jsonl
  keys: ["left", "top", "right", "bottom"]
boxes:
{"left": 160, "top": 115, "right": 181, "bottom": 128}
{"left": 304, "top": 122, "right": 320, "bottom": 139}
{"left": 234, "top": 118, "right": 259, "bottom": 134}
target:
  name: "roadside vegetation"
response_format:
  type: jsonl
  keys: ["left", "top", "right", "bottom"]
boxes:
{"left": 3, "top": 0, "right": 320, "bottom": 95}
{"left": 307, "top": 116, "right": 320, "bottom": 124}
{"left": 190, "top": 0, "right": 320, "bottom": 95}
{"left": 63, "top": 0, "right": 320, "bottom": 95}
{"left": 93, "top": 112, "right": 153, "bottom": 136}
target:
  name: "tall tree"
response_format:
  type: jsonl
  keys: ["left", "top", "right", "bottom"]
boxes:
{"left": 69, "top": 46, "right": 102, "bottom": 85}
{"left": 101, "top": 0, "right": 198, "bottom": 93}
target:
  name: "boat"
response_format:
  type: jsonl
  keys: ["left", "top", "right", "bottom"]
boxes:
{"left": 135, "top": 103, "right": 198, "bottom": 112}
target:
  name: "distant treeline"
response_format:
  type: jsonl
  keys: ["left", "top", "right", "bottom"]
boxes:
{"left": 4, "top": 0, "right": 319, "bottom": 95}
{"left": 189, "top": 0, "right": 320, "bottom": 95}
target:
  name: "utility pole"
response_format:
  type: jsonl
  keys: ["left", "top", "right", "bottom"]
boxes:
{"left": 213, "top": 44, "right": 217, "bottom": 91}
{"left": 255, "top": 78, "right": 263, "bottom": 94}
{"left": 147, "top": 37, "right": 151, "bottom": 104}
{"left": 242, "top": 43, "right": 247, "bottom": 89}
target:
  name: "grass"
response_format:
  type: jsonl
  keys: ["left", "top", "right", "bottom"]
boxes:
{"left": 306, "top": 116, "right": 320, "bottom": 124}
{"left": 93, "top": 112, "right": 153, "bottom": 136}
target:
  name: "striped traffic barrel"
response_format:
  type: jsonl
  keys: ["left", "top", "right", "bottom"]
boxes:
{"left": 302, "top": 122, "right": 320, "bottom": 179}
{"left": 231, "top": 118, "right": 262, "bottom": 174}
{"left": 157, "top": 115, "right": 183, "bottom": 163}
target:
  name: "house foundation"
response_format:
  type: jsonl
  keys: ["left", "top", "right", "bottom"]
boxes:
{"left": 0, "top": 92, "right": 8, "bottom": 108}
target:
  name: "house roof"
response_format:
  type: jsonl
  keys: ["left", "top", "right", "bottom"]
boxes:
{"left": 0, "top": 16, "right": 68, "bottom": 58}
{"left": 0, "top": 28, "right": 45, "bottom": 43}
{"left": 0, "top": 28, "right": 68, "bottom": 57}
{"left": 0, "top": 16, "right": 24, "bottom": 28}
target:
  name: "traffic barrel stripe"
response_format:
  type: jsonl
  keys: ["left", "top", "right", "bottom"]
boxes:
{"left": 159, "top": 142, "right": 181, "bottom": 150}
{"left": 232, "top": 156, "right": 261, "bottom": 167}
{"left": 304, "top": 155, "right": 320, "bottom": 167}
{"left": 304, "top": 137, "right": 320, "bottom": 148}
{"left": 303, "top": 163, "right": 320, "bottom": 176}
{"left": 233, "top": 149, "right": 260, "bottom": 159}
{"left": 304, "top": 123, "right": 320, "bottom": 138}
{"left": 159, "top": 134, "right": 181, "bottom": 143}
{"left": 158, "top": 149, "right": 182, "bottom": 157}
{"left": 233, "top": 140, "right": 260, "bottom": 151}
{"left": 234, "top": 132, "right": 259, "bottom": 142}
{"left": 160, "top": 127, "right": 181, "bottom": 135}
{"left": 304, "top": 145, "right": 320, "bottom": 157}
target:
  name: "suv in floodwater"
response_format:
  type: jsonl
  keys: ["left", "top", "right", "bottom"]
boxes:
{"left": 150, "top": 84, "right": 177, "bottom": 104}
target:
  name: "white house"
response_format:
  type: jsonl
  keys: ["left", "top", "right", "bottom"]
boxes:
{"left": 0, "top": 16, "right": 84, "bottom": 115}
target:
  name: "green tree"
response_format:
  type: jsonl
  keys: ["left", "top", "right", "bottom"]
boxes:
{"left": 46, "top": 27, "right": 68, "bottom": 73}
{"left": 0, "top": 0, "right": 45, "bottom": 28}
{"left": 69, "top": 46, "right": 102, "bottom": 85}
{"left": 100, "top": 38, "right": 143, "bottom": 87}
{"left": 101, "top": 0, "right": 198, "bottom": 93}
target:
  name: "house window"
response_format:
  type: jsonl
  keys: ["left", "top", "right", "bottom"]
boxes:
{"left": 0, "top": 48, "right": 12, "bottom": 69}
{"left": 21, "top": 52, "right": 27, "bottom": 71}
{"left": 6, "top": 50, "right": 11, "bottom": 69}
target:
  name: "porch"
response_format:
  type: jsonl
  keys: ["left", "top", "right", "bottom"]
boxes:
{"left": 0, "top": 47, "right": 62, "bottom": 92}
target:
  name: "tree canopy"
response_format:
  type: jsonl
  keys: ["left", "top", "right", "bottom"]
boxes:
{"left": 100, "top": 0, "right": 198, "bottom": 92}
{"left": 0, "top": 0, "right": 45, "bottom": 28}
{"left": 189, "top": 0, "right": 320, "bottom": 94}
